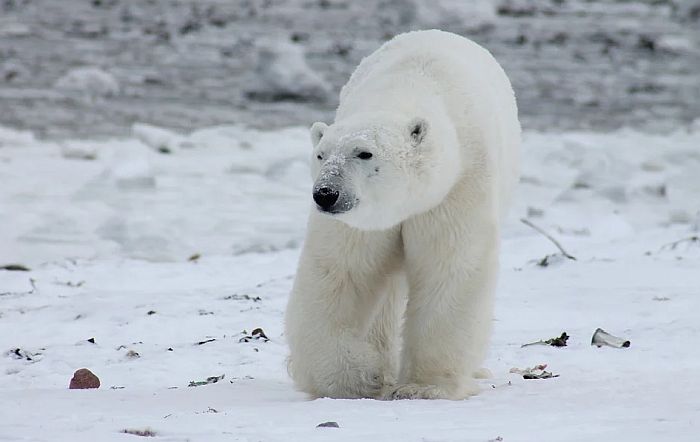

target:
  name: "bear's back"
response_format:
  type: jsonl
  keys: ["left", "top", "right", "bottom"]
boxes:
{"left": 338, "top": 30, "right": 520, "bottom": 218}
{"left": 340, "top": 30, "right": 495, "bottom": 102}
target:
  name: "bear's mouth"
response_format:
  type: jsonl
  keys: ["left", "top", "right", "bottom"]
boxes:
{"left": 315, "top": 196, "right": 358, "bottom": 215}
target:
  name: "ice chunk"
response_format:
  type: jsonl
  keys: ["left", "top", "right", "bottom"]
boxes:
{"left": 132, "top": 123, "right": 186, "bottom": 153}
{"left": 55, "top": 67, "right": 120, "bottom": 98}
{"left": 246, "top": 40, "right": 330, "bottom": 102}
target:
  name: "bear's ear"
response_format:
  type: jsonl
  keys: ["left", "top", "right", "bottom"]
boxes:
{"left": 408, "top": 118, "right": 428, "bottom": 145}
{"left": 310, "top": 122, "right": 328, "bottom": 147}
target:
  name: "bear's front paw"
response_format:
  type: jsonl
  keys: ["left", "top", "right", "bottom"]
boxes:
{"left": 382, "top": 379, "right": 480, "bottom": 400}
{"left": 311, "top": 343, "right": 387, "bottom": 399}
{"left": 382, "top": 383, "right": 446, "bottom": 400}
{"left": 322, "top": 364, "right": 385, "bottom": 399}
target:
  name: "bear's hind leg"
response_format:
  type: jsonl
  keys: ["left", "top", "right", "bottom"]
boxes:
{"left": 390, "top": 197, "right": 499, "bottom": 400}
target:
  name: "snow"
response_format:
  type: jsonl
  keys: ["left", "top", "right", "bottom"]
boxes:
{"left": 246, "top": 40, "right": 332, "bottom": 103}
{"left": 414, "top": 0, "right": 496, "bottom": 29}
{"left": 0, "top": 20, "right": 32, "bottom": 38}
{"left": 54, "top": 67, "right": 120, "bottom": 98}
{"left": 0, "top": 125, "right": 311, "bottom": 265}
{"left": 1, "top": 123, "right": 700, "bottom": 441}
{"left": 131, "top": 123, "right": 189, "bottom": 154}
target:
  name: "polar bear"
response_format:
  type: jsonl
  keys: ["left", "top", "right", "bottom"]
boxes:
{"left": 285, "top": 30, "right": 520, "bottom": 400}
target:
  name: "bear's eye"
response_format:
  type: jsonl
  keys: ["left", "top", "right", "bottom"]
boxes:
{"left": 317, "top": 154, "right": 323, "bottom": 160}
{"left": 357, "top": 151, "right": 373, "bottom": 160}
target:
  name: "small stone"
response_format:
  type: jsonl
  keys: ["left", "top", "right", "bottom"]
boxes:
{"left": 251, "top": 328, "right": 269, "bottom": 340}
{"left": 317, "top": 421, "right": 340, "bottom": 428}
{"left": 69, "top": 368, "right": 100, "bottom": 389}
{"left": 0, "top": 264, "right": 30, "bottom": 271}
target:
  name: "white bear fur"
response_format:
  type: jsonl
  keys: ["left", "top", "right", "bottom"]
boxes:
{"left": 285, "top": 30, "right": 520, "bottom": 400}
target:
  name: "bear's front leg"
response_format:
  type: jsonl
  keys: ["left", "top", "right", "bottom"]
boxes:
{"left": 285, "top": 215, "right": 402, "bottom": 399}
{"left": 390, "top": 201, "right": 499, "bottom": 400}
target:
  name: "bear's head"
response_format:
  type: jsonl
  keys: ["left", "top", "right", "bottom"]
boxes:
{"left": 309, "top": 112, "right": 462, "bottom": 230}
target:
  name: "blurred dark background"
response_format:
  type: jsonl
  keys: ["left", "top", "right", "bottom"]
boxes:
{"left": 1, "top": 0, "right": 698, "bottom": 138}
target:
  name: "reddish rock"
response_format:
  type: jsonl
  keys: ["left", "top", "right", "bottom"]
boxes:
{"left": 69, "top": 368, "right": 100, "bottom": 389}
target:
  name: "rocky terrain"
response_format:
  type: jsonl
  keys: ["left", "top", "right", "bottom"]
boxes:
{"left": 1, "top": 0, "right": 699, "bottom": 138}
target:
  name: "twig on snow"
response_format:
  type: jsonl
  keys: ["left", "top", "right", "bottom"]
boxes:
{"left": 521, "top": 332, "right": 569, "bottom": 348}
{"left": 658, "top": 236, "right": 699, "bottom": 252}
{"left": 520, "top": 218, "right": 577, "bottom": 261}
{"left": 0, "top": 278, "right": 37, "bottom": 297}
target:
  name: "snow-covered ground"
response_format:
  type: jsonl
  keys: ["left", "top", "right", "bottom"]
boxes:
{"left": 1, "top": 124, "right": 699, "bottom": 441}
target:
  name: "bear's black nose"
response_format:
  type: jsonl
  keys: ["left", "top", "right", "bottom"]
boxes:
{"left": 313, "top": 186, "right": 339, "bottom": 210}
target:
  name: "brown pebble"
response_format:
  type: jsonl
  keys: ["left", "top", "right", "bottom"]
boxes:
{"left": 69, "top": 368, "right": 100, "bottom": 389}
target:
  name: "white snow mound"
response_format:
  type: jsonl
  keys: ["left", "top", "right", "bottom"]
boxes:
{"left": 246, "top": 40, "right": 331, "bottom": 102}
{"left": 55, "top": 67, "right": 120, "bottom": 98}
